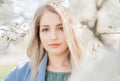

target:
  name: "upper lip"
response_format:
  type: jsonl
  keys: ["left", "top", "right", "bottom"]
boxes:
{"left": 48, "top": 43, "right": 60, "bottom": 45}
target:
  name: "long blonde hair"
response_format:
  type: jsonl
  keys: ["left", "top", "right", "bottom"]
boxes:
{"left": 27, "top": 2, "right": 83, "bottom": 81}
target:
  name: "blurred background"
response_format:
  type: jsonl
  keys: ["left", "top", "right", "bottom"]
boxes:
{"left": 0, "top": 0, "right": 40, "bottom": 79}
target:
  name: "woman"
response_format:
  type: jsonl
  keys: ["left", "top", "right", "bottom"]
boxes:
{"left": 3, "top": 0, "right": 83, "bottom": 81}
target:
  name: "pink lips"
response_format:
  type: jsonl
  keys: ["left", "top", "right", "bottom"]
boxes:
{"left": 49, "top": 43, "right": 60, "bottom": 48}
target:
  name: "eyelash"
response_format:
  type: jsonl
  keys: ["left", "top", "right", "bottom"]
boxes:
{"left": 42, "top": 28, "right": 49, "bottom": 32}
{"left": 59, "top": 27, "right": 63, "bottom": 31}
{"left": 41, "top": 27, "right": 63, "bottom": 32}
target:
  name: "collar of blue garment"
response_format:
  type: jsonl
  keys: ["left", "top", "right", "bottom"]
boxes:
{"left": 35, "top": 53, "right": 48, "bottom": 81}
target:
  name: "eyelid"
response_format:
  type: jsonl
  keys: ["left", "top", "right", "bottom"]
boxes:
{"left": 41, "top": 28, "right": 49, "bottom": 32}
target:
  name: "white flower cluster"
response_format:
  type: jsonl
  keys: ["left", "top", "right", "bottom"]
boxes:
{"left": 0, "top": 0, "right": 38, "bottom": 51}
{"left": 69, "top": 0, "right": 120, "bottom": 50}
{"left": 0, "top": 21, "right": 29, "bottom": 50}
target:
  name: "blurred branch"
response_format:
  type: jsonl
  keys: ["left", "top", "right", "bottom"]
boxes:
{"left": 96, "top": 0, "right": 108, "bottom": 10}
{"left": 99, "top": 32, "right": 120, "bottom": 36}
{"left": 0, "top": 0, "right": 13, "bottom": 4}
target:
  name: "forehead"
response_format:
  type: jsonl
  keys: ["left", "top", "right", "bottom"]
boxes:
{"left": 40, "top": 10, "right": 62, "bottom": 26}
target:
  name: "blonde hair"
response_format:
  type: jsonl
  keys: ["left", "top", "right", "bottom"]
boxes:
{"left": 27, "top": 2, "right": 83, "bottom": 81}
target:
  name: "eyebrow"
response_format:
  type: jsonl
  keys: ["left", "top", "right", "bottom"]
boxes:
{"left": 40, "top": 23, "right": 62, "bottom": 27}
{"left": 56, "top": 23, "right": 62, "bottom": 26}
{"left": 40, "top": 25, "right": 49, "bottom": 27}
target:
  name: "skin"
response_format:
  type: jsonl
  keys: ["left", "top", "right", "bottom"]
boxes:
{"left": 39, "top": 10, "right": 71, "bottom": 72}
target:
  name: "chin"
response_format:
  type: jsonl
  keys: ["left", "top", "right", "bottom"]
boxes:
{"left": 48, "top": 50, "right": 64, "bottom": 55}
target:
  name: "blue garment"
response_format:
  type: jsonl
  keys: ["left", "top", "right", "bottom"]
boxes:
{"left": 2, "top": 54, "right": 48, "bottom": 81}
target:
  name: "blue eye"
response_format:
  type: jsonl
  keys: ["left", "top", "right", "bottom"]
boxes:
{"left": 42, "top": 28, "right": 49, "bottom": 32}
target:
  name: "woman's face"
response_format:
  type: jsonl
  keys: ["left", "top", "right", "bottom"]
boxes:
{"left": 39, "top": 10, "right": 68, "bottom": 55}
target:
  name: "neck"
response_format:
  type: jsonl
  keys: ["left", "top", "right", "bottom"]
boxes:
{"left": 48, "top": 52, "right": 69, "bottom": 67}
{"left": 47, "top": 52, "right": 71, "bottom": 72}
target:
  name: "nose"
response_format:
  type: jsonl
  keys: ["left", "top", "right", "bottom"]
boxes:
{"left": 50, "top": 30, "right": 58, "bottom": 40}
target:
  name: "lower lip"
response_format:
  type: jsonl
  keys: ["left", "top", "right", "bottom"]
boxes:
{"left": 49, "top": 44, "right": 60, "bottom": 48}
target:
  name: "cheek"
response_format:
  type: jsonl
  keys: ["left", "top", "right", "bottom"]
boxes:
{"left": 40, "top": 33, "right": 48, "bottom": 45}
{"left": 60, "top": 33, "right": 66, "bottom": 42}
{"left": 60, "top": 35, "right": 68, "bottom": 47}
